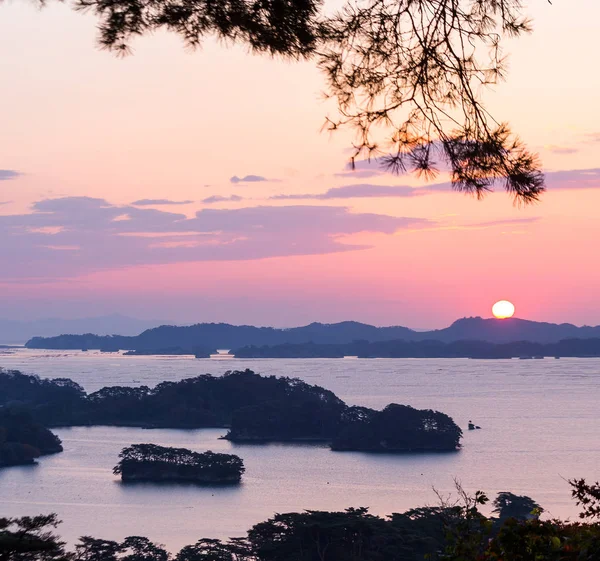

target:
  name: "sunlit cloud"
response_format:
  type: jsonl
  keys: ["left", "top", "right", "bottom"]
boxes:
{"left": 0, "top": 170, "right": 21, "bottom": 181}
{"left": 230, "top": 175, "right": 280, "bottom": 184}
{"left": 202, "top": 194, "right": 244, "bottom": 204}
{"left": 271, "top": 183, "right": 450, "bottom": 200}
{"left": 131, "top": 199, "right": 194, "bottom": 206}
{"left": 544, "top": 145, "right": 578, "bottom": 155}
{"left": 470, "top": 217, "right": 541, "bottom": 228}
{"left": 545, "top": 168, "right": 600, "bottom": 190}
{"left": 0, "top": 197, "right": 430, "bottom": 280}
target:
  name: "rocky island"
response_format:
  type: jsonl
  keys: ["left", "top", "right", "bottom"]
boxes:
{"left": 113, "top": 444, "right": 245, "bottom": 483}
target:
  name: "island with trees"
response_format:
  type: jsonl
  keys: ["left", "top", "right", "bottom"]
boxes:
{"left": 0, "top": 406, "right": 63, "bottom": 467}
{"left": 233, "top": 337, "right": 600, "bottom": 359}
{"left": 329, "top": 404, "right": 463, "bottom": 452}
{"left": 0, "top": 368, "right": 462, "bottom": 453}
{"left": 113, "top": 444, "right": 245, "bottom": 483}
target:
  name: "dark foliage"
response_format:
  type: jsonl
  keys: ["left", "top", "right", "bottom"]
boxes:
{"left": 113, "top": 443, "right": 245, "bottom": 483}
{"left": 6, "top": 484, "right": 600, "bottom": 561}
{"left": 74, "top": 0, "right": 324, "bottom": 57}
{"left": 569, "top": 478, "right": 600, "bottom": 520}
{"left": 0, "top": 406, "right": 63, "bottom": 467}
{"left": 492, "top": 491, "right": 542, "bottom": 521}
{"left": 176, "top": 538, "right": 243, "bottom": 561}
{"left": 0, "top": 514, "right": 70, "bottom": 561}
{"left": 75, "top": 536, "right": 123, "bottom": 561}
{"left": 119, "top": 536, "right": 169, "bottom": 561}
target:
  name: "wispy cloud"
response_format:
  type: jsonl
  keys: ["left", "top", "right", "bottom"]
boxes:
{"left": 0, "top": 170, "right": 21, "bottom": 181}
{"left": 271, "top": 182, "right": 452, "bottom": 201}
{"left": 470, "top": 217, "right": 541, "bottom": 228}
{"left": 202, "top": 195, "right": 244, "bottom": 204}
{"left": 0, "top": 197, "right": 430, "bottom": 280}
{"left": 544, "top": 145, "right": 579, "bottom": 155}
{"left": 131, "top": 199, "right": 194, "bottom": 206}
{"left": 230, "top": 175, "right": 279, "bottom": 184}
{"left": 545, "top": 168, "right": 600, "bottom": 190}
{"left": 334, "top": 159, "right": 388, "bottom": 179}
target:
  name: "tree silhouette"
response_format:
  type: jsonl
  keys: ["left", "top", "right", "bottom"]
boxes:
{"left": 321, "top": 0, "right": 548, "bottom": 203}
{"left": 492, "top": 492, "right": 542, "bottom": 521}
{"left": 57, "top": 0, "right": 549, "bottom": 202}
{"left": 0, "top": 515, "right": 70, "bottom": 561}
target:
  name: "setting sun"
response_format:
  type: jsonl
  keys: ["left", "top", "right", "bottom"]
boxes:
{"left": 492, "top": 300, "right": 515, "bottom": 319}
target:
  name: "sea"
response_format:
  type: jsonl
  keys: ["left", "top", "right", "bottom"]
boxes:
{"left": 1, "top": 348, "right": 599, "bottom": 550}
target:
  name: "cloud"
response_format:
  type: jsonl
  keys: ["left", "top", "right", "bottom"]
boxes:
{"left": 544, "top": 145, "right": 579, "bottom": 155}
{"left": 230, "top": 175, "right": 270, "bottom": 184}
{"left": 202, "top": 195, "right": 244, "bottom": 204}
{"left": 131, "top": 199, "right": 193, "bottom": 206}
{"left": 334, "top": 159, "right": 388, "bottom": 179}
{"left": 470, "top": 217, "right": 541, "bottom": 228}
{"left": 272, "top": 168, "right": 600, "bottom": 202}
{"left": 545, "top": 168, "right": 600, "bottom": 190}
{"left": 0, "top": 197, "right": 430, "bottom": 280}
{"left": 0, "top": 170, "right": 21, "bottom": 181}
{"left": 271, "top": 182, "right": 452, "bottom": 201}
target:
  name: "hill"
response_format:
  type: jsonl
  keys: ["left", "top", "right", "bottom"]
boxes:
{"left": 0, "top": 314, "right": 165, "bottom": 344}
{"left": 24, "top": 317, "right": 600, "bottom": 352}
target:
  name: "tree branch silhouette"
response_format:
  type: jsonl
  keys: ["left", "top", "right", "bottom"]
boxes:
{"left": 24, "top": 0, "right": 549, "bottom": 202}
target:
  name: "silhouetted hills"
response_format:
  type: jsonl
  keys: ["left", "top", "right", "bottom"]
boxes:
{"left": 434, "top": 317, "right": 600, "bottom": 344}
{"left": 24, "top": 317, "right": 600, "bottom": 352}
{"left": 0, "top": 314, "right": 165, "bottom": 344}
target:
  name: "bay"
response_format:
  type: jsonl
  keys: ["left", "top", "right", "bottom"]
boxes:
{"left": 1, "top": 349, "right": 598, "bottom": 550}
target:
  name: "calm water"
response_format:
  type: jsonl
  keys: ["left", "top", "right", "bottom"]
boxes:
{"left": 1, "top": 349, "right": 599, "bottom": 549}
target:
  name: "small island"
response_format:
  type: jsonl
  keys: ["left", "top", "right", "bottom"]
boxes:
{"left": 0, "top": 406, "right": 63, "bottom": 467}
{"left": 113, "top": 444, "right": 245, "bottom": 483}
{"left": 331, "top": 404, "right": 462, "bottom": 452}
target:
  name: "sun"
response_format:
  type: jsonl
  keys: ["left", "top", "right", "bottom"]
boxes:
{"left": 492, "top": 300, "right": 515, "bottom": 319}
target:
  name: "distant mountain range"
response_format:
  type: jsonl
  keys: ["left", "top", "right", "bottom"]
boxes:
{"left": 23, "top": 317, "right": 600, "bottom": 352}
{"left": 0, "top": 314, "right": 165, "bottom": 344}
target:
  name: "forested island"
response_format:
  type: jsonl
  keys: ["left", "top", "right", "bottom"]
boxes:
{"left": 3, "top": 481, "right": 600, "bottom": 560}
{"left": 234, "top": 338, "right": 600, "bottom": 358}
{"left": 0, "top": 406, "right": 63, "bottom": 467}
{"left": 113, "top": 444, "right": 244, "bottom": 483}
{"left": 0, "top": 369, "right": 462, "bottom": 452}
{"left": 28, "top": 332, "right": 600, "bottom": 359}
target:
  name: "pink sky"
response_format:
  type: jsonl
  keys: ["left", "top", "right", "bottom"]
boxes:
{"left": 1, "top": 1, "right": 600, "bottom": 328}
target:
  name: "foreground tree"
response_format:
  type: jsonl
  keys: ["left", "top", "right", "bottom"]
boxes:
{"left": 492, "top": 491, "right": 543, "bottom": 521}
{"left": 6, "top": 482, "right": 600, "bottom": 561}
{"left": 0, "top": 515, "right": 70, "bottom": 561}
{"left": 19, "top": 0, "right": 548, "bottom": 202}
